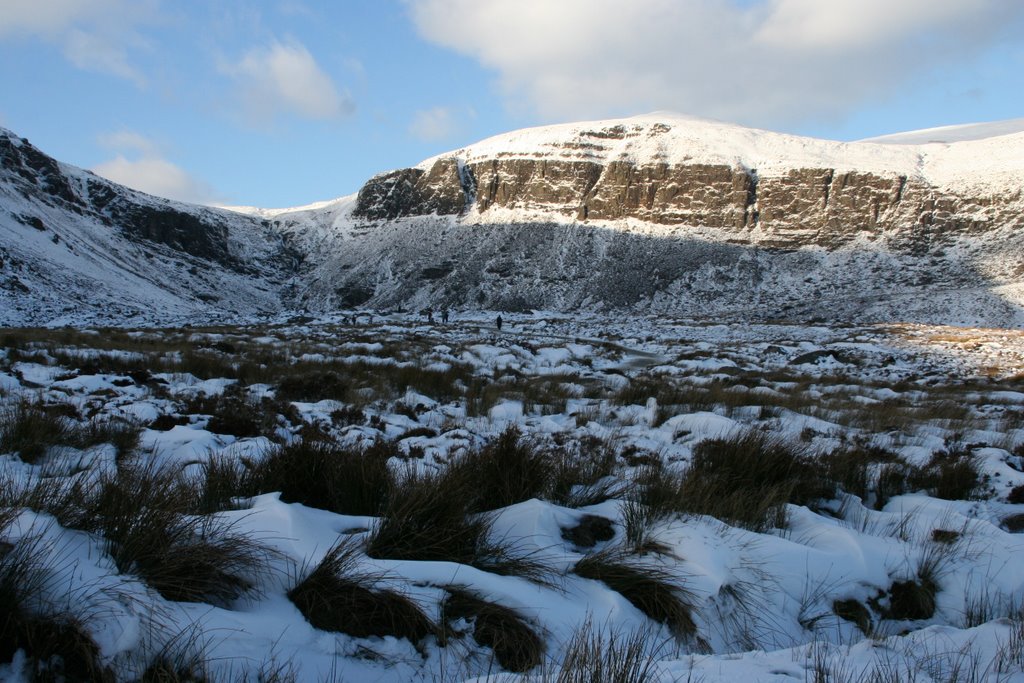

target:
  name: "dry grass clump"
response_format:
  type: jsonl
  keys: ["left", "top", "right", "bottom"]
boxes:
{"left": 909, "top": 448, "right": 983, "bottom": 501}
{"left": 365, "top": 464, "right": 491, "bottom": 565}
{"left": 542, "top": 622, "right": 664, "bottom": 683}
{"left": 456, "top": 426, "right": 555, "bottom": 512}
{"left": 245, "top": 439, "right": 396, "bottom": 516}
{"left": 572, "top": 548, "right": 697, "bottom": 639}
{"left": 443, "top": 587, "right": 544, "bottom": 673}
{"left": 886, "top": 576, "right": 938, "bottom": 621}
{"left": 193, "top": 453, "right": 249, "bottom": 514}
{"left": 832, "top": 598, "right": 873, "bottom": 635}
{"left": 0, "top": 525, "right": 113, "bottom": 681}
{"left": 635, "top": 431, "right": 828, "bottom": 531}
{"left": 550, "top": 435, "right": 618, "bottom": 508}
{"left": 561, "top": 515, "right": 616, "bottom": 550}
{"left": 365, "top": 460, "right": 553, "bottom": 582}
{"left": 818, "top": 443, "right": 902, "bottom": 506}
{"left": 20, "top": 459, "right": 272, "bottom": 606}
{"left": 0, "top": 401, "right": 73, "bottom": 462}
{"left": 87, "top": 461, "right": 271, "bottom": 605}
{"left": 276, "top": 371, "right": 349, "bottom": 403}
{"left": 185, "top": 391, "right": 267, "bottom": 438}
{"left": 0, "top": 400, "right": 142, "bottom": 463}
{"left": 288, "top": 537, "right": 435, "bottom": 642}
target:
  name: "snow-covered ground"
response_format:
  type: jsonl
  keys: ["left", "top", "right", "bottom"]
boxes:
{"left": 2, "top": 311, "right": 1024, "bottom": 681}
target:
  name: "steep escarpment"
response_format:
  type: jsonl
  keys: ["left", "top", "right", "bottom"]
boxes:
{"left": 351, "top": 118, "right": 1022, "bottom": 251}
{"left": 353, "top": 157, "right": 470, "bottom": 220}
{"left": 285, "top": 115, "right": 1024, "bottom": 325}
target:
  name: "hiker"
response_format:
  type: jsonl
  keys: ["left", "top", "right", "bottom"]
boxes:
{"left": 442, "top": 307, "right": 449, "bottom": 324}
{"left": 496, "top": 314, "right": 503, "bottom": 331}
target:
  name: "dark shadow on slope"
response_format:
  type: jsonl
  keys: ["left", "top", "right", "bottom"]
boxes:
{"left": 298, "top": 217, "right": 1024, "bottom": 328}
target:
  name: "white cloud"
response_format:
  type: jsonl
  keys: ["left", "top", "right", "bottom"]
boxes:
{"left": 221, "top": 40, "right": 354, "bottom": 124}
{"left": 92, "top": 131, "right": 219, "bottom": 205}
{"left": 406, "top": 0, "right": 1024, "bottom": 128}
{"left": 63, "top": 28, "right": 146, "bottom": 86}
{"left": 409, "top": 106, "right": 458, "bottom": 141}
{"left": 0, "top": 0, "right": 157, "bottom": 85}
{"left": 97, "top": 130, "right": 160, "bottom": 156}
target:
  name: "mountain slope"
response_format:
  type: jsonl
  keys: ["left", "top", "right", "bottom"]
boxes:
{"left": 266, "top": 114, "right": 1024, "bottom": 325}
{"left": 3, "top": 114, "right": 1024, "bottom": 327}
{"left": 0, "top": 128, "right": 300, "bottom": 326}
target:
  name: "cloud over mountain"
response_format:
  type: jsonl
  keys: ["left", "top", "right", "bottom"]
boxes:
{"left": 407, "top": 0, "right": 1024, "bottom": 127}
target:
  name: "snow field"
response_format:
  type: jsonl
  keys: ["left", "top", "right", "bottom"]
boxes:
{"left": 0, "top": 313, "right": 1023, "bottom": 681}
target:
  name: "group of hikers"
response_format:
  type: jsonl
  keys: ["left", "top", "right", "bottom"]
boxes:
{"left": 421, "top": 307, "right": 504, "bottom": 331}
{"left": 344, "top": 307, "right": 505, "bottom": 331}
{"left": 422, "top": 307, "right": 451, "bottom": 324}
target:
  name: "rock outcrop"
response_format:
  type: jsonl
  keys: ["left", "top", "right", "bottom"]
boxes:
{"left": 353, "top": 158, "right": 467, "bottom": 220}
{"left": 350, "top": 118, "right": 1023, "bottom": 252}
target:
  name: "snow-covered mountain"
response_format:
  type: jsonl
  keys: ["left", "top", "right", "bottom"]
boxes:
{"left": 4, "top": 114, "right": 1024, "bottom": 326}
{"left": 0, "top": 128, "right": 299, "bottom": 326}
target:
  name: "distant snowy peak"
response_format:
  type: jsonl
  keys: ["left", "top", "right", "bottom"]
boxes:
{"left": 859, "top": 118, "right": 1024, "bottom": 145}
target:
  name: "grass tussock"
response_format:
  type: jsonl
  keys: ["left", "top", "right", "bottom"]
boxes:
{"left": 365, "top": 461, "right": 553, "bottom": 582}
{"left": 818, "top": 443, "right": 902, "bottom": 507}
{"left": 910, "top": 449, "right": 983, "bottom": 501}
{"left": 288, "top": 537, "right": 435, "bottom": 642}
{"left": 94, "top": 462, "right": 270, "bottom": 605}
{"left": 245, "top": 439, "right": 396, "bottom": 516}
{"left": 0, "top": 527, "right": 113, "bottom": 681}
{"left": 0, "top": 400, "right": 142, "bottom": 463}
{"left": 572, "top": 548, "right": 697, "bottom": 639}
{"left": 561, "top": 515, "right": 616, "bottom": 550}
{"left": 193, "top": 453, "right": 249, "bottom": 514}
{"left": 550, "top": 435, "right": 618, "bottom": 508}
{"left": 29, "top": 459, "right": 273, "bottom": 606}
{"left": 365, "top": 464, "right": 490, "bottom": 565}
{"left": 543, "top": 622, "right": 664, "bottom": 683}
{"left": 443, "top": 587, "right": 544, "bottom": 673}
{"left": 634, "top": 431, "right": 829, "bottom": 531}
{"left": 456, "top": 426, "right": 555, "bottom": 512}
{"left": 0, "top": 402, "right": 71, "bottom": 463}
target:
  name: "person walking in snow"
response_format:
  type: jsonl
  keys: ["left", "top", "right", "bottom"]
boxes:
{"left": 442, "top": 307, "right": 449, "bottom": 324}
{"left": 496, "top": 314, "right": 503, "bottom": 331}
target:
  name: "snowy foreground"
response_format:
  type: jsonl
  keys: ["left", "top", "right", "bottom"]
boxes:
{"left": 2, "top": 311, "right": 1024, "bottom": 681}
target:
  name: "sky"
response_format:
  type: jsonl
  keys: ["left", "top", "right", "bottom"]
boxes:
{"left": 0, "top": 0, "right": 1022, "bottom": 208}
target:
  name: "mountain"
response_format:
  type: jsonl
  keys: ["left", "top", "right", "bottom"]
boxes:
{"left": 0, "top": 128, "right": 299, "bottom": 326}
{"left": 3, "top": 114, "right": 1024, "bottom": 327}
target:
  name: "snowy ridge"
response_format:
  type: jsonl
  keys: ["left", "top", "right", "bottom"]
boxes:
{"left": 0, "top": 127, "right": 296, "bottom": 326}
{"left": 860, "top": 117, "right": 1024, "bottom": 145}
{"left": 415, "top": 112, "right": 1024, "bottom": 194}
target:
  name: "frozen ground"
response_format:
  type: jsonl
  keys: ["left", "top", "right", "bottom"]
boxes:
{"left": 1, "top": 312, "right": 1024, "bottom": 681}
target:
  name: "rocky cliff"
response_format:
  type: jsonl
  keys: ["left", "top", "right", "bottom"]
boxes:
{"left": 348, "top": 117, "right": 1022, "bottom": 252}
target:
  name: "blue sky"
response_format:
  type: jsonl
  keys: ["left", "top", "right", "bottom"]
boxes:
{"left": 1, "top": 0, "right": 1022, "bottom": 208}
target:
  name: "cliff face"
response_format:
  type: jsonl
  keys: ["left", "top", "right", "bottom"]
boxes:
{"left": 352, "top": 156, "right": 1019, "bottom": 250}
{"left": 349, "top": 117, "right": 1022, "bottom": 252}
{"left": 353, "top": 158, "right": 467, "bottom": 220}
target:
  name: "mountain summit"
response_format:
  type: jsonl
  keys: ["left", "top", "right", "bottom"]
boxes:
{"left": 2, "top": 115, "right": 1023, "bottom": 326}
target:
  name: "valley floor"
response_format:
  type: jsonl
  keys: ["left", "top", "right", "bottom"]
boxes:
{"left": 1, "top": 312, "right": 1024, "bottom": 682}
